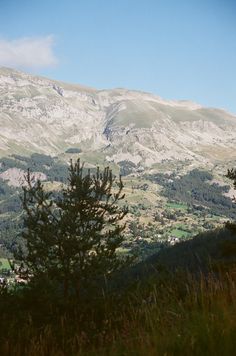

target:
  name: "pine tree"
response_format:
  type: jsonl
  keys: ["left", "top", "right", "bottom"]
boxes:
{"left": 21, "top": 159, "right": 130, "bottom": 298}
{"left": 226, "top": 168, "right": 236, "bottom": 191}
{"left": 226, "top": 168, "right": 236, "bottom": 232}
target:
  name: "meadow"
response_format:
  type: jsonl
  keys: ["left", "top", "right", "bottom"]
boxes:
{"left": 1, "top": 253, "right": 236, "bottom": 356}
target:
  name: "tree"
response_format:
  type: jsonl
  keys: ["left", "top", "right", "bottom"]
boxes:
{"left": 21, "top": 159, "right": 130, "bottom": 298}
{"left": 226, "top": 168, "right": 236, "bottom": 232}
{"left": 226, "top": 168, "right": 236, "bottom": 192}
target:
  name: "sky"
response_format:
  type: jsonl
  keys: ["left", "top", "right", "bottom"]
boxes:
{"left": 0, "top": 0, "right": 236, "bottom": 113}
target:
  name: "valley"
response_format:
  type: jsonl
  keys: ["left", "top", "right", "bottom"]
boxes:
{"left": 0, "top": 65, "right": 235, "bottom": 356}
{"left": 2, "top": 3, "right": 236, "bottom": 355}
{"left": 0, "top": 152, "right": 235, "bottom": 262}
{"left": 0, "top": 67, "right": 235, "bottom": 262}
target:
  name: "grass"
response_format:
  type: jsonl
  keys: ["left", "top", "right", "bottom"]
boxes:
{"left": 175, "top": 223, "right": 189, "bottom": 230}
{"left": 1, "top": 266, "right": 236, "bottom": 355}
{"left": 0, "top": 258, "right": 11, "bottom": 271}
{"left": 166, "top": 202, "right": 188, "bottom": 210}
{"left": 169, "top": 228, "right": 190, "bottom": 238}
{"left": 209, "top": 214, "right": 223, "bottom": 221}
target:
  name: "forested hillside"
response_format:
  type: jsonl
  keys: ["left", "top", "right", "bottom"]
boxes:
{"left": 0, "top": 153, "right": 236, "bottom": 261}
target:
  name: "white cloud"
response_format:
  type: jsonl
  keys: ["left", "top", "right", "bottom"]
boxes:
{"left": 0, "top": 35, "right": 58, "bottom": 69}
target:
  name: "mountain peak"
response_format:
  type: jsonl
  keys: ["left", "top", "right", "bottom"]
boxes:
{"left": 0, "top": 68, "right": 236, "bottom": 166}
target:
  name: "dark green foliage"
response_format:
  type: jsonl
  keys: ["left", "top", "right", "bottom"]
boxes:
{"left": 118, "top": 160, "right": 136, "bottom": 176}
{"left": 0, "top": 157, "right": 26, "bottom": 172}
{"left": 1, "top": 165, "right": 236, "bottom": 354}
{"left": 0, "top": 154, "right": 70, "bottom": 255}
{"left": 46, "top": 161, "right": 68, "bottom": 182}
{"left": 122, "top": 226, "right": 236, "bottom": 283}
{"left": 225, "top": 168, "right": 236, "bottom": 231}
{"left": 0, "top": 179, "right": 23, "bottom": 256}
{"left": 0, "top": 193, "right": 21, "bottom": 213}
{"left": 1, "top": 234, "right": 236, "bottom": 356}
{"left": 20, "top": 153, "right": 54, "bottom": 167}
{"left": 0, "top": 178, "right": 16, "bottom": 196}
{"left": 21, "top": 159, "right": 130, "bottom": 298}
{"left": 226, "top": 168, "right": 236, "bottom": 190}
{"left": 65, "top": 147, "right": 82, "bottom": 154}
{"left": 0, "top": 153, "right": 68, "bottom": 182}
{"left": 148, "top": 169, "right": 236, "bottom": 218}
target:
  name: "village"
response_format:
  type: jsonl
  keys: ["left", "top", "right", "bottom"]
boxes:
{"left": 0, "top": 258, "right": 28, "bottom": 287}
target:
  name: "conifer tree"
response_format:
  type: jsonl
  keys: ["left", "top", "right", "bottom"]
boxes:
{"left": 21, "top": 159, "right": 129, "bottom": 298}
{"left": 226, "top": 168, "right": 236, "bottom": 232}
{"left": 226, "top": 169, "right": 236, "bottom": 192}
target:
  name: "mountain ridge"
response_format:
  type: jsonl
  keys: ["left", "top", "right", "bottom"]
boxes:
{"left": 0, "top": 66, "right": 236, "bottom": 167}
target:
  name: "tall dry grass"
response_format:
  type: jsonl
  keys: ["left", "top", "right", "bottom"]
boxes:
{"left": 1, "top": 269, "right": 236, "bottom": 355}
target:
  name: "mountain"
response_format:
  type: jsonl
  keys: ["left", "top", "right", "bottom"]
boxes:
{"left": 1, "top": 67, "right": 236, "bottom": 168}
{"left": 1, "top": 67, "right": 236, "bottom": 262}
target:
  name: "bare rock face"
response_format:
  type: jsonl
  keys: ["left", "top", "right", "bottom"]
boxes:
{"left": 0, "top": 168, "right": 47, "bottom": 187}
{"left": 0, "top": 67, "right": 236, "bottom": 167}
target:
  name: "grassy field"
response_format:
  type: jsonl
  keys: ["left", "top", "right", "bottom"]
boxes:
{"left": 169, "top": 228, "right": 190, "bottom": 238}
{"left": 1, "top": 268, "right": 236, "bottom": 355}
{"left": 0, "top": 258, "right": 11, "bottom": 271}
{"left": 166, "top": 202, "right": 188, "bottom": 210}
{"left": 1, "top": 228, "right": 236, "bottom": 355}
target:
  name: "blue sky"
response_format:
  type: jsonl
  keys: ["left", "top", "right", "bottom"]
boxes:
{"left": 0, "top": 0, "right": 236, "bottom": 113}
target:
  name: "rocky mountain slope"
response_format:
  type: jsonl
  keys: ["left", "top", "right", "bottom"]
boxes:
{"left": 0, "top": 67, "right": 236, "bottom": 167}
